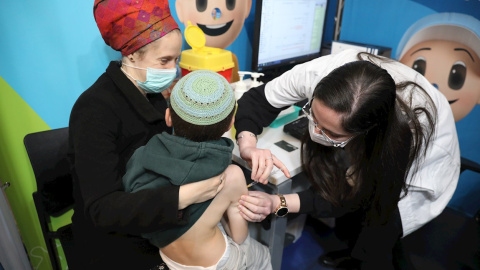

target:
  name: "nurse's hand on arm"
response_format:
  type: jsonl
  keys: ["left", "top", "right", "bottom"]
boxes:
{"left": 178, "top": 173, "right": 225, "bottom": 210}
{"left": 238, "top": 191, "right": 300, "bottom": 222}
{"left": 237, "top": 131, "right": 291, "bottom": 184}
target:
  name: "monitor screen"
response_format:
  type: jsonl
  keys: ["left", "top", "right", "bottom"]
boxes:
{"left": 252, "top": 0, "right": 329, "bottom": 80}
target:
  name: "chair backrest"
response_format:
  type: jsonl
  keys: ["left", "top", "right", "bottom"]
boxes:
{"left": 459, "top": 156, "right": 480, "bottom": 224}
{"left": 25, "top": 127, "right": 73, "bottom": 217}
{"left": 400, "top": 157, "right": 480, "bottom": 269}
{"left": 24, "top": 127, "right": 74, "bottom": 270}
{"left": 460, "top": 156, "right": 480, "bottom": 174}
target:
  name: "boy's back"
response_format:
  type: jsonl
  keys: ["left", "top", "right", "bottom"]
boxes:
{"left": 160, "top": 165, "right": 247, "bottom": 267}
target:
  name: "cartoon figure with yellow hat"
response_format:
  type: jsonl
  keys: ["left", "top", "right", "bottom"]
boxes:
{"left": 397, "top": 13, "right": 480, "bottom": 122}
{"left": 175, "top": 0, "right": 253, "bottom": 82}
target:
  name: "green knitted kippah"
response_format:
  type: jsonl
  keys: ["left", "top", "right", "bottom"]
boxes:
{"left": 170, "top": 70, "right": 235, "bottom": 125}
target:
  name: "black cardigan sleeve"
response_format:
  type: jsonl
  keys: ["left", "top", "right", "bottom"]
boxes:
{"left": 234, "top": 84, "right": 289, "bottom": 138}
{"left": 297, "top": 187, "right": 353, "bottom": 218}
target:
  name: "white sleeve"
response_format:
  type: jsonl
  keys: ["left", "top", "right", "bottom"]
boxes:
{"left": 264, "top": 49, "right": 360, "bottom": 108}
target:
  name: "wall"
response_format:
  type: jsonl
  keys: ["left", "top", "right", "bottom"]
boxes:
{"left": 0, "top": 2, "right": 115, "bottom": 269}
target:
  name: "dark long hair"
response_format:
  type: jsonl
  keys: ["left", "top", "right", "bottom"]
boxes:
{"left": 301, "top": 53, "right": 436, "bottom": 225}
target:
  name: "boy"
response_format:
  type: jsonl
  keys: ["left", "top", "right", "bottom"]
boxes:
{"left": 123, "top": 70, "right": 271, "bottom": 269}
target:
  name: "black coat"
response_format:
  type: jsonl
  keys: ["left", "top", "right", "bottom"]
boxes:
{"left": 68, "top": 61, "right": 186, "bottom": 269}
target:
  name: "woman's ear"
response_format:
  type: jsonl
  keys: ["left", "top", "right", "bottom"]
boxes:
{"left": 123, "top": 53, "right": 135, "bottom": 64}
{"left": 165, "top": 108, "right": 173, "bottom": 127}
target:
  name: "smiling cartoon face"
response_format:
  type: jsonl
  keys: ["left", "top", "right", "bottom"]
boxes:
{"left": 400, "top": 40, "right": 480, "bottom": 121}
{"left": 176, "top": 0, "right": 252, "bottom": 49}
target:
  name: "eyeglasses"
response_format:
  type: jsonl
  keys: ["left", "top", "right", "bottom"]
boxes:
{"left": 301, "top": 101, "right": 356, "bottom": 148}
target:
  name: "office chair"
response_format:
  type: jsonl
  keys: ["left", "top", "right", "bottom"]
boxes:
{"left": 24, "top": 127, "right": 75, "bottom": 270}
{"left": 460, "top": 157, "right": 480, "bottom": 223}
{"left": 400, "top": 157, "right": 480, "bottom": 270}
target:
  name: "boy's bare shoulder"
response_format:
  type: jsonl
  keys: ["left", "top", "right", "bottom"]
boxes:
{"left": 223, "top": 164, "right": 247, "bottom": 195}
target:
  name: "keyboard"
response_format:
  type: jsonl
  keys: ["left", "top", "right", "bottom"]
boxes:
{"left": 283, "top": 116, "right": 308, "bottom": 140}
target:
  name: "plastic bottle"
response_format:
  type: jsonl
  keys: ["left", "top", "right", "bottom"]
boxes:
{"left": 235, "top": 72, "right": 248, "bottom": 100}
{"left": 234, "top": 71, "right": 265, "bottom": 100}
{"left": 250, "top": 72, "right": 265, "bottom": 88}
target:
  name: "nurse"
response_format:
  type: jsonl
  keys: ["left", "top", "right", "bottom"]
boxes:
{"left": 235, "top": 49, "right": 460, "bottom": 269}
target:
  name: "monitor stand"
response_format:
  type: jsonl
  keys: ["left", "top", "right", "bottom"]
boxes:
{"left": 259, "top": 64, "right": 296, "bottom": 84}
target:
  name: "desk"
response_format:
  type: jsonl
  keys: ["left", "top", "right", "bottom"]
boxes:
{"left": 228, "top": 120, "right": 303, "bottom": 185}
{"left": 224, "top": 123, "right": 304, "bottom": 270}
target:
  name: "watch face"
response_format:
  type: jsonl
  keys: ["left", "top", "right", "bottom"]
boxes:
{"left": 276, "top": 207, "right": 288, "bottom": 217}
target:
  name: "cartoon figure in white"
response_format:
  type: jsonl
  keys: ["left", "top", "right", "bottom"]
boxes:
{"left": 397, "top": 13, "right": 480, "bottom": 122}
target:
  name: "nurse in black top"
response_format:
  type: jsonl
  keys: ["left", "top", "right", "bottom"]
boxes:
{"left": 234, "top": 51, "right": 459, "bottom": 269}
{"left": 68, "top": 1, "right": 225, "bottom": 269}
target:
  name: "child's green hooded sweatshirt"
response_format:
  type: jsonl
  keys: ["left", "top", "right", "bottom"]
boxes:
{"left": 123, "top": 132, "right": 234, "bottom": 248}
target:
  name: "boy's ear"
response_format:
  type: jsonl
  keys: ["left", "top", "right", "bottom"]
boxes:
{"left": 227, "top": 116, "right": 235, "bottom": 131}
{"left": 165, "top": 108, "right": 173, "bottom": 127}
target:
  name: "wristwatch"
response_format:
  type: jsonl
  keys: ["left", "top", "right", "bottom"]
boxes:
{"left": 274, "top": 194, "right": 289, "bottom": 217}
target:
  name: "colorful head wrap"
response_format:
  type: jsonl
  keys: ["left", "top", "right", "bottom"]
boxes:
{"left": 94, "top": 0, "right": 179, "bottom": 56}
{"left": 170, "top": 70, "right": 236, "bottom": 126}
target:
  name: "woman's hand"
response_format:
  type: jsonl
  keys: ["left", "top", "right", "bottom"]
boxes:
{"left": 237, "top": 131, "right": 291, "bottom": 184}
{"left": 237, "top": 191, "right": 279, "bottom": 222}
{"left": 178, "top": 172, "right": 225, "bottom": 210}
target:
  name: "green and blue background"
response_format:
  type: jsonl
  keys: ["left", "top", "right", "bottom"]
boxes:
{"left": 1, "top": 1, "right": 479, "bottom": 269}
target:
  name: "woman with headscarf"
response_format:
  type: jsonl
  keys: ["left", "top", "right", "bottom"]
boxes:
{"left": 68, "top": 1, "right": 225, "bottom": 269}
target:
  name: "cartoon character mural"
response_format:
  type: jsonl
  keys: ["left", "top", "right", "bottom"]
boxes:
{"left": 175, "top": 0, "right": 253, "bottom": 82}
{"left": 396, "top": 13, "right": 480, "bottom": 122}
{"left": 396, "top": 12, "right": 480, "bottom": 217}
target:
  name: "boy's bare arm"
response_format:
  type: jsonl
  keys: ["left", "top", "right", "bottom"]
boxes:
{"left": 223, "top": 165, "right": 249, "bottom": 244}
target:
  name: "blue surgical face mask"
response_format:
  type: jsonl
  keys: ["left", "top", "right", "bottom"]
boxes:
{"left": 122, "top": 63, "right": 177, "bottom": 94}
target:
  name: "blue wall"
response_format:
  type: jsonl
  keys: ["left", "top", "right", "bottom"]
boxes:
{"left": 0, "top": 2, "right": 120, "bottom": 130}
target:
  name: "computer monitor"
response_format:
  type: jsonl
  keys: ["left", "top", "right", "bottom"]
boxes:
{"left": 252, "top": 0, "right": 329, "bottom": 81}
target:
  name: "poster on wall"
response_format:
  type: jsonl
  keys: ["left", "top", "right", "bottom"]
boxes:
{"left": 396, "top": 13, "right": 480, "bottom": 123}
{"left": 172, "top": 0, "right": 253, "bottom": 82}
{"left": 395, "top": 10, "right": 480, "bottom": 217}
